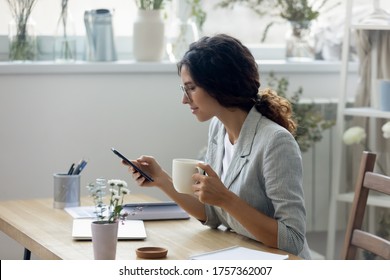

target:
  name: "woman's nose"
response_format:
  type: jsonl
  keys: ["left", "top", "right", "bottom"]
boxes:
{"left": 182, "top": 94, "right": 190, "bottom": 104}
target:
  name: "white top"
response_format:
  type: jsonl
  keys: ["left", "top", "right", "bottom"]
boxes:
{"left": 221, "top": 132, "right": 236, "bottom": 183}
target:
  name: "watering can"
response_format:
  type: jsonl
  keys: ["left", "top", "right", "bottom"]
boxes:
{"left": 84, "top": 9, "right": 117, "bottom": 61}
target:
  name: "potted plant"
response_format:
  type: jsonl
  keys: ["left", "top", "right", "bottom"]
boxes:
{"left": 133, "top": 0, "right": 170, "bottom": 61}
{"left": 167, "top": 0, "right": 207, "bottom": 62}
{"left": 86, "top": 178, "right": 130, "bottom": 260}
{"left": 6, "top": 0, "right": 38, "bottom": 61}
{"left": 54, "top": 0, "right": 76, "bottom": 62}
{"left": 175, "top": 0, "right": 207, "bottom": 31}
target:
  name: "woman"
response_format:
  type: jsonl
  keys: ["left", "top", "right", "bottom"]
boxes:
{"left": 126, "top": 34, "right": 311, "bottom": 259}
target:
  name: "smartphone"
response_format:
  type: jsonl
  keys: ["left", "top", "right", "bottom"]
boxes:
{"left": 111, "top": 148, "right": 154, "bottom": 182}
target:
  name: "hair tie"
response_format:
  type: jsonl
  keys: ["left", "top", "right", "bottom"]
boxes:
{"left": 252, "top": 94, "right": 261, "bottom": 105}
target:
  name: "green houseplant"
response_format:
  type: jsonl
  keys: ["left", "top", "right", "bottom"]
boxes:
{"left": 266, "top": 72, "right": 335, "bottom": 152}
{"left": 6, "top": 0, "right": 38, "bottom": 61}
{"left": 187, "top": 0, "right": 207, "bottom": 31}
{"left": 167, "top": 0, "right": 207, "bottom": 62}
{"left": 54, "top": 0, "right": 76, "bottom": 61}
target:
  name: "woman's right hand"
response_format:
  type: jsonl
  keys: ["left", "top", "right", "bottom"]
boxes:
{"left": 123, "top": 155, "right": 172, "bottom": 189}
{"left": 125, "top": 156, "right": 207, "bottom": 221}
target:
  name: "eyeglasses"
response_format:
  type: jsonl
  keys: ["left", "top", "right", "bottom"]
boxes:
{"left": 179, "top": 84, "right": 191, "bottom": 101}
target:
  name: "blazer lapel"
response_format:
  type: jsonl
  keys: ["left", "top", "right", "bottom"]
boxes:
{"left": 208, "top": 124, "right": 225, "bottom": 177}
{"left": 223, "top": 108, "right": 261, "bottom": 189}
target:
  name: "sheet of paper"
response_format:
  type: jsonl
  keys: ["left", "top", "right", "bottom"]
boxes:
{"left": 190, "top": 246, "right": 289, "bottom": 260}
{"left": 65, "top": 206, "right": 99, "bottom": 219}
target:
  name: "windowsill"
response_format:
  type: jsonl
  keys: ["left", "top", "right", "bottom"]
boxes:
{"left": 0, "top": 59, "right": 357, "bottom": 75}
{"left": 0, "top": 35, "right": 357, "bottom": 75}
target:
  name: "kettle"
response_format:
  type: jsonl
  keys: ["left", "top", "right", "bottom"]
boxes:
{"left": 84, "top": 9, "right": 117, "bottom": 61}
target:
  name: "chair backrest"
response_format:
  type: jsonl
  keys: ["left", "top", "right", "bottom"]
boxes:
{"left": 341, "top": 151, "right": 390, "bottom": 260}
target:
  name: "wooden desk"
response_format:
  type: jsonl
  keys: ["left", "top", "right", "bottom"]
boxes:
{"left": 0, "top": 195, "right": 300, "bottom": 260}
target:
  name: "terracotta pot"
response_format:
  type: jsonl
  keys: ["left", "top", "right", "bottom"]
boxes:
{"left": 91, "top": 220, "right": 119, "bottom": 260}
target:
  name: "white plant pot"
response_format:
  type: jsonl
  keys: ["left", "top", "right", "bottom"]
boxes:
{"left": 91, "top": 221, "right": 119, "bottom": 260}
{"left": 133, "top": 10, "right": 165, "bottom": 62}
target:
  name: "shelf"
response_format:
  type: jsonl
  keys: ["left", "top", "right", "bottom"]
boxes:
{"left": 0, "top": 60, "right": 353, "bottom": 75}
{"left": 327, "top": 0, "right": 390, "bottom": 259}
{"left": 337, "top": 192, "right": 390, "bottom": 208}
{"left": 352, "top": 24, "right": 390, "bottom": 31}
{"left": 343, "top": 107, "right": 390, "bottom": 119}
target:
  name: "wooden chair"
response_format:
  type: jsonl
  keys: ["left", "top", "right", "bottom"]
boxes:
{"left": 341, "top": 151, "right": 390, "bottom": 260}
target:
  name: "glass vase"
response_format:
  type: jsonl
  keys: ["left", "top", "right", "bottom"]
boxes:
{"left": 8, "top": 18, "right": 37, "bottom": 61}
{"left": 285, "top": 21, "right": 315, "bottom": 62}
{"left": 54, "top": 10, "right": 76, "bottom": 62}
{"left": 166, "top": 17, "right": 199, "bottom": 62}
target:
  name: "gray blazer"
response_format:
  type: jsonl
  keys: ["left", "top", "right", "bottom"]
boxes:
{"left": 203, "top": 107, "right": 311, "bottom": 259}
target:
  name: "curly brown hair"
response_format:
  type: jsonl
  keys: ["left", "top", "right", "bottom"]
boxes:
{"left": 177, "top": 34, "right": 297, "bottom": 135}
{"left": 256, "top": 88, "right": 297, "bottom": 135}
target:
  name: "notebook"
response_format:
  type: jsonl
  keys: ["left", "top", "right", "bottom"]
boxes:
{"left": 72, "top": 219, "right": 147, "bottom": 240}
{"left": 65, "top": 201, "right": 190, "bottom": 221}
{"left": 124, "top": 201, "right": 190, "bottom": 220}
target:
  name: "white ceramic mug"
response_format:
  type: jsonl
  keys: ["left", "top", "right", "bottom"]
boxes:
{"left": 172, "top": 159, "right": 203, "bottom": 195}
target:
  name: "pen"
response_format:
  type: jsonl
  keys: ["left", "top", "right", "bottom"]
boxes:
{"left": 67, "top": 163, "right": 75, "bottom": 175}
{"left": 72, "top": 159, "right": 83, "bottom": 175}
{"left": 73, "top": 159, "right": 88, "bottom": 175}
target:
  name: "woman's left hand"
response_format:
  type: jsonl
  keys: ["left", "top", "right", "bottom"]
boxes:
{"left": 192, "top": 162, "right": 231, "bottom": 207}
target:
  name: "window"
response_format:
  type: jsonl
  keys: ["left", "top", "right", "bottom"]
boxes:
{"left": 0, "top": 0, "right": 388, "bottom": 61}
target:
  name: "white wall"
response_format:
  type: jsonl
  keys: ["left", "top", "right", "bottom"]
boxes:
{"left": 0, "top": 62, "right": 358, "bottom": 259}
{"left": 0, "top": 67, "right": 211, "bottom": 200}
{"left": 0, "top": 65, "right": 211, "bottom": 259}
